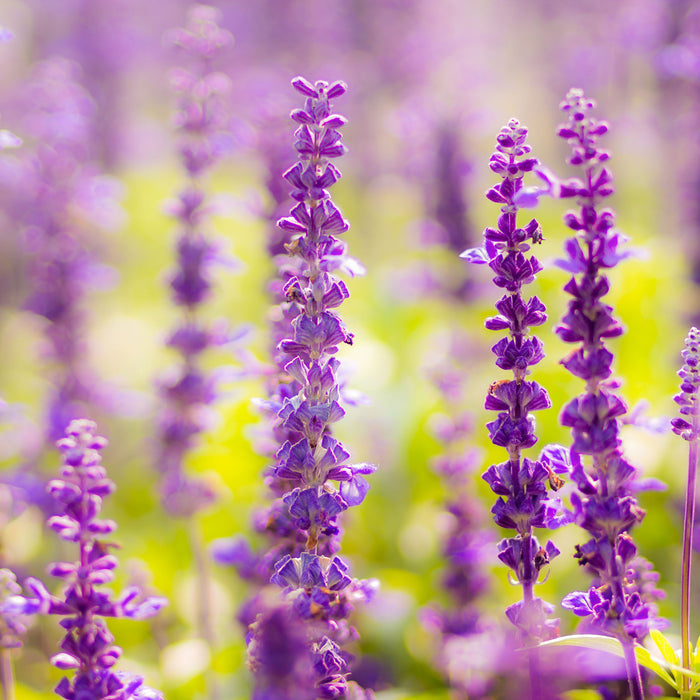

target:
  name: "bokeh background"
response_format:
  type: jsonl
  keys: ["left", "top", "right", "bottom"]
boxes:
{"left": 0, "top": 0, "right": 699, "bottom": 698}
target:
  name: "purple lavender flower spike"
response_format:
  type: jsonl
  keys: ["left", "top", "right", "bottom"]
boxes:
{"left": 420, "top": 400, "right": 503, "bottom": 696}
{"left": 671, "top": 327, "right": 700, "bottom": 696}
{"left": 5, "top": 58, "right": 121, "bottom": 444}
{"left": 246, "top": 596, "right": 317, "bottom": 700}
{"left": 272, "top": 77, "right": 377, "bottom": 545}
{"left": 3, "top": 419, "right": 166, "bottom": 699}
{"left": 0, "top": 570, "right": 32, "bottom": 651}
{"left": 464, "top": 118, "right": 570, "bottom": 697}
{"left": 0, "top": 567, "right": 33, "bottom": 700}
{"left": 411, "top": 121, "right": 477, "bottom": 300}
{"left": 155, "top": 5, "right": 236, "bottom": 517}
{"left": 234, "top": 76, "right": 377, "bottom": 698}
{"left": 549, "top": 89, "right": 664, "bottom": 700}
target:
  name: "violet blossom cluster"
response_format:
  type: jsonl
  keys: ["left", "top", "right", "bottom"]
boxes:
{"left": 423, "top": 344, "right": 491, "bottom": 634}
{"left": 670, "top": 326, "right": 700, "bottom": 693}
{"left": 0, "top": 569, "right": 30, "bottom": 652}
{"left": 241, "top": 76, "right": 377, "bottom": 699}
{"left": 513, "top": 89, "right": 666, "bottom": 699}
{"left": 416, "top": 122, "right": 476, "bottom": 301}
{"left": 671, "top": 327, "right": 700, "bottom": 442}
{"left": 463, "top": 119, "right": 568, "bottom": 647}
{"left": 155, "top": 5, "right": 235, "bottom": 516}
{"left": 421, "top": 399, "right": 498, "bottom": 696}
{"left": 4, "top": 58, "right": 121, "bottom": 444}
{"left": 544, "top": 90, "right": 661, "bottom": 642}
{"left": 2, "top": 419, "right": 166, "bottom": 699}
{"left": 211, "top": 143, "right": 313, "bottom": 628}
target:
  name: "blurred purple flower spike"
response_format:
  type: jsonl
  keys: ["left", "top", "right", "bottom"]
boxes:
{"left": 5, "top": 57, "right": 123, "bottom": 443}
{"left": 168, "top": 4, "right": 233, "bottom": 59}
{"left": 155, "top": 4, "right": 240, "bottom": 517}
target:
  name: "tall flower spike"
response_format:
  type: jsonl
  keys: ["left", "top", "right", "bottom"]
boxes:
{"left": 0, "top": 568, "right": 31, "bottom": 700}
{"left": 549, "top": 89, "right": 663, "bottom": 700}
{"left": 156, "top": 4, "right": 236, "bottom": 517}
{"left": 671, "top": 327, "right": 700, "bottom": 698}
{"left": 210, "top": 112, "right": 313, "bottom": 632}
{"left": 7, "top": 57, "right": 121, "bottom": 444}
{"left": 420, "top": 332, "right": 502, "bottom": 697}
{"left": 462, "top": 118, "right": 570, "bottom": 698}
{"left": 2, "top": 420, "right": 166, "bottom": 699}
{"left": 419, "top": 122, "right": 476, "bottom": 300}
{"left": 248, "top": 76, "right": 377, "bottom": 698}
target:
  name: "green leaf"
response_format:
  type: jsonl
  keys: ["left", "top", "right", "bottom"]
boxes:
{"left": 560, "top": 690, "right": 603, "bottom": 700}
{"left": 634, "top": 645, "right": 676, "bottom": 688}
{"left": 693, "top": 633, "right": 700, "bottom": 666}
{"left": 537, "top": 634, "right": 700, "bottom": 690}
{"left": 650, "top": 629, "right": 680, "bottom": 666}
{"left": 648, "top": 629, "right": 681, "bottom": 686}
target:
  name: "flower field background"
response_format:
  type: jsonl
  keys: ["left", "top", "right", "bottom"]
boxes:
{"left": 0, "top": 0, "right": 698, "bottom": 698}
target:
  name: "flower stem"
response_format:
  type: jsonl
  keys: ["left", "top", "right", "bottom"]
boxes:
{"left": 521, "top": 527, "right": 542, "bottom": 698}
{"left": 527, "top": 645, "right": 541, "bottom": 700}
{"left": 190, "top": 520, "right": 219, "bottom": 700}
{"left": 681, "top": 416, "right": 700, "bottom": 698}
{"left": 622, "top": 640, "right": 645, "bottom": 700}
{"left": 0, "top": 649, "right": 15, "bottom": 700}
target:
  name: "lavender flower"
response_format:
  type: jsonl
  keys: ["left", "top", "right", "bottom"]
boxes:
{"left": 245, "top": 75, "right": 377, "bottom": 697}
{"left": 155, "top": 4, "right": 235, "bottom": 517}
{"left": 274, "top": 76, "right": 375, "bottom": 539}
{"left": 246, "top": 595, "right": 317, "bottom": 700}
{"left": 671, "top": 327, "right": 700, "bottom": 697}
{"left": 671, "top": 327, "right": 700, "bottom": 441}
{"left": 3, "top": 419, "right": 166, "bottom": 699}
{"left": 462, "top": 118, "right": 570, "bottom": 697}
{"left": 547, "top": 89, "right": 662, "bottom": 700}
{"left": 5, "top": 58, "right": 121, "bottom": 444}
{"left": 0, "top": 570, "right": 29, "bottom": 652}
{"left": 464, "top": 118, "right": 566, "bottom": 633}
{"left": 0, "top": 568, "right": 32, "bottom": 700}
{"left": 416, "top": 122, "right": 476, "bottom": 301}
{"left": 422, "top": 408, "right": 499, "bottom": 696}
{"left": 427, "top": 403, "right": 490, "bottom": 629}
{"left": 418, "top": 327, "right": 503, "bottom": 696}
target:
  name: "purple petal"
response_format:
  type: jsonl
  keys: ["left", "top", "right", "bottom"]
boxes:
{"left": 459, "top": 246, "right": 491, "bottom": 264}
